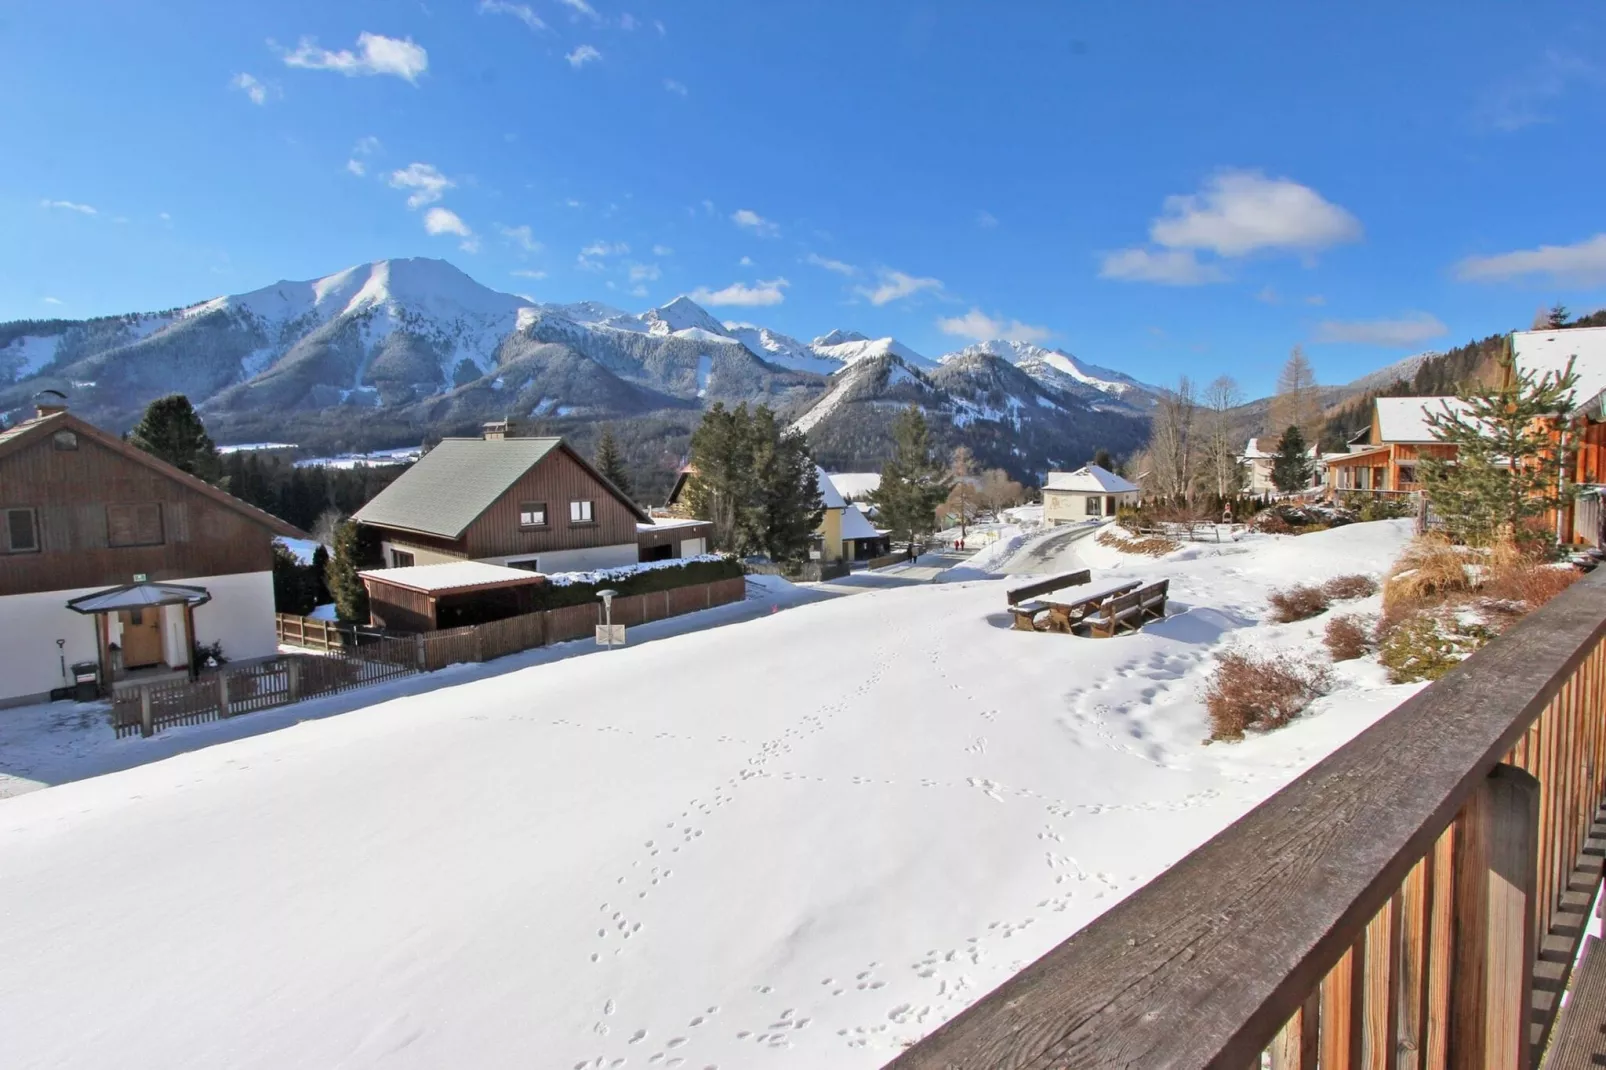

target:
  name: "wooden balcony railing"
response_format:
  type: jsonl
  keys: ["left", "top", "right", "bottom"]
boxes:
{"left": 889, "top": 568, "right": 1606, "bottom": 1069}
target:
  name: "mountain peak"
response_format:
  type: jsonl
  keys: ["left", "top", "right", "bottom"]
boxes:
{"left": 642, "top": 296, "right": 727, "bottom": 338}
{"left": 813, "top": 329, "right": 869, "bottom": 346}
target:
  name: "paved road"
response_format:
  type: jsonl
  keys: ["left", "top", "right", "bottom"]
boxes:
{"left": 996, "top": 522, "right": 1103, "bottom": 575}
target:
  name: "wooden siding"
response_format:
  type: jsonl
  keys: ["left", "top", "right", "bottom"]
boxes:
{"left": 363, "top": 578, "right": 437, "bottom": 632}
{"left": 0, "top": 431, "right": 275, "bottom": 596}
{"left": 460, "top": 446, "right": 640, "bottom": 559}
{"left": 636, "top": 520, "right": 713, "bottom": 553}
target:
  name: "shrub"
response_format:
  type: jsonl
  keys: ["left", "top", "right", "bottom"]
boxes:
{"left": 1267, "top": 584, "right": 1331, "bottom": 623}
{"left": 1324, "top": 615, "right": 1372, "bottom": 661}
{"left": 1096, "top": 529, "right": 1180, "bottom": 556}
{"left": 1253, "top": 511, "right": 1291, "bottom": 535}
{"left": 1378, "top": 612, "right": 1492, "bottom": 684}
{"left": 1482, "top": 562, "right": 1580, "bottom": 611}
{"left": 1382, "top": 534, "right": 1474, "bottom": 614}
{"left": 1205, "top": 651, "right": 1333, "bottom": 741}
{"left": 1321, "top": 574, "right": 1379, "bottom": 601}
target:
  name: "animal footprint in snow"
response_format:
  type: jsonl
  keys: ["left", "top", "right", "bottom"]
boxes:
{"left": 966, "top": 777, "right": 1004, "bottom": 802}
{"left": 628, "top": 1029, "right": 648, "bottom": 1044}
{"left": 964, "top": 737, "right": 988, "bottom": 755}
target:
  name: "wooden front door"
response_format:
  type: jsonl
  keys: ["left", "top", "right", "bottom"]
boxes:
{"left": 119, "top": 609, "right": 163, "bottom": 669}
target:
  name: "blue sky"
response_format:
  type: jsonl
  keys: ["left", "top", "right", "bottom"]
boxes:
{"left": 4, "top": 0, "right": 1604, "bottom": 395}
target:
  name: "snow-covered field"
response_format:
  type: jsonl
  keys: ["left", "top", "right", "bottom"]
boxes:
{"left": 0, "top": 522, "right": 1420, "bottom": 1069}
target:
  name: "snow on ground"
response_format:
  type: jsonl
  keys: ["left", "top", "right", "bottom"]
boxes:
{"left": 0, "top": 522, "right": 1420, "bottom": 1069}
{"left": 276, "top": 537, "right": 325, "bottom": 565}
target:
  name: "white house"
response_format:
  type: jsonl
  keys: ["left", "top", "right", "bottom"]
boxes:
{"left": 1241, "top": 437, "right": 1323, "bottom": 493}
{"left": 1042, "top": 465, "right": 1141, "bottom": 524}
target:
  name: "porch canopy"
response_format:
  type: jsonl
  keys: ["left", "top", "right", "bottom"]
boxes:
{"left": 65, "top": 582, "right": 212, "bottom": 615}
{"left": 360, "top": 560, "right": 548, "bottom": 632}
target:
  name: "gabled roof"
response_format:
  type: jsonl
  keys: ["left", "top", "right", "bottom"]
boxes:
{"left": 360, "top": 560, "right": 548, "bottom": 595}
{"left": 814, "top": 465, "right": 847, "bottom": 509}
{"left": 839, "top": 505, "right": 881, "bottom": 541}
{"left": 825, "top": 472, "right": 881, "bottom": 500}
{"left": 1043, "top": 464, "right": 1139, "bottom": 494}
{"left": 1374, "top": 396, "right": 1473, "bottom": 443}
{"left": 1513, "top": 325, "right": 1606, "bottom": 416}
{"left": 353, "top": 436, "right": 650, "bottom": 538}
{"left": 1244, "top": 437, "right": 1317, "bottom": 460}
{"left": 0, "top": 411, "right": 306, "bottom": 539}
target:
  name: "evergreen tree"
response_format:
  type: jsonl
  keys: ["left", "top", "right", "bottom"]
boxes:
{"left": 1421, "top": 347, "right": 1579, "bottom": 547}
{"left": 871, "top": 406, "right": 952, "bottom": 550}
{"left": 325, "top": 521, "right": 374, "bottom": 623}
{"left": 685, "top": 403, "right": 822, "bottom": 560}
{"left": 686, "top": 403, "right": 759, "bottom": 553}
{"left": 1091, "top": 447, "right": 1114, "bottom": 470}
{"left": 594, "top": 426, "right": 633, "bottom": 499}
{"left": 1547, "top": 303, "right": 1571, "bottom": 329}
{"left": 752, "top": 408, "right": 825, "bottom": 562}
{"left": 129, "top": 394, "right": 223, "bottom": 484}
{"left": 1270, "top": 425, "right": 1313, "bottom": 492}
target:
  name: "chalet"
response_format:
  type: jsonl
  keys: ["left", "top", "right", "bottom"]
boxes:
{"left": 1042, "top": 465, "right": 1140, "bottom": 524}
{"left": 353, "top": 427, "right": 710, "bottom": 572}
{"left": 815, "top": 467, "right": 890, "bottom": 561}
{"left": 1241, "top": 438, "right": 1323, "bottom": 493}
{"left": 1511, "top": 324, "right": 1606, "bottom": 545}
{"left": 1324, "top": 396, "right": 1469, "bottom": 496}
{"left": 0, "top": 399, "right": 305, "bottom": 707}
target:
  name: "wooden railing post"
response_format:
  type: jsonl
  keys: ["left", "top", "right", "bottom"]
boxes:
{"left": 1269, "top": 991, "right": 1319, "bottom": 1070}
{"left": 415, "top": 633, "right": 427, "bottom": 672}
{"left": 286, "top": 658, "right": 301, "bottom": 702}
{"left": 139, "top": 686, "right": 153, "bottom": 738}
{"left": 1449, "top": 762, "right": 1540, "bottom": 1070}
{"left": 217, "top": 671, "right": 230, "bottom": 718}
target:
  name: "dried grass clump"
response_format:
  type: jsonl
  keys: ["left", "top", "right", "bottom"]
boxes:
{"left": 1096, "top": 529, "right": 1180, "bottom": 557}
{"left": 1267, "top": 584, "right": 1331, "bottom": 623}
{"left": 1382, "top": 534, "right": 1475, "bottom": 614}
{"left": 1206, "top": 651, "right": 1333, "bottom": 741}
{"left": 1254, "top": 512, "right": 1292, "bottom": 535}
{"left": 1321, "top": 574, "right": 1379, "bottom": 601}
{"left": 1482, "top": 562, "right": 1581, "bottom": 611}
{"left": 1323, "top": 614, "right": 1372, "bottom": 661}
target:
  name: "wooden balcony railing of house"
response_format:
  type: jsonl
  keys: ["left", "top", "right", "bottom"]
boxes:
{"left": 889, "top": 568, "right": 1606, "bottom": 1070}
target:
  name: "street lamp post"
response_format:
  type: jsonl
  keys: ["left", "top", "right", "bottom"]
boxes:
{"left": 596, "top": 588, "right": 619, "bottom": 650}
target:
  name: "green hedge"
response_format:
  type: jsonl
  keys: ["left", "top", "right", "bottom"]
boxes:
{"left": 532, "top": 555, "right": 744, "bottom": 611}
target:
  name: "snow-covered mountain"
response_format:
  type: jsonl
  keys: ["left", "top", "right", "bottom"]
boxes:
{"left": 937, "top": 339, "right": 1160, "bottom": 413}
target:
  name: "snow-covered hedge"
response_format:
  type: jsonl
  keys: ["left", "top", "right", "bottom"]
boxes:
{"left": 536, "top": 554, "right": 742, "bottom": 610}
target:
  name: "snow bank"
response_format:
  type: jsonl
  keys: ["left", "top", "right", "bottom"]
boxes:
{"left": 0, "top": 522, "right": 1420, "bottom": 1068}
{"left": 545, "top": 553, "right": 729, "bottom": 587}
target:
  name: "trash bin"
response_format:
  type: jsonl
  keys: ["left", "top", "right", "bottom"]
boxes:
{"left": 70, "top": 660, "right": 100, "bottom": 702}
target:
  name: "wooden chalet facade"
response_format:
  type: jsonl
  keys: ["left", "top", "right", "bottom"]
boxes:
{"left": 1325, "top": 396, "right": 1465, "bottom": 496}
{"left": 353, "top": 428, "right": 710, "bottom": 576}
{"left": 1511, "top": 324, "right": 1606, "bottom": 545}
{"left": 0, "top": 402, "right": 305, "bottom": 706}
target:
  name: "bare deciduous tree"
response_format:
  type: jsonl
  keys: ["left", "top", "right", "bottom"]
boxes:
{"left": 1203, "top": 375, "right": 1245, "bottom": 499}
{"left": 1148, "top": 376, "right": 1199, "bottom": 502}
{"left": 1270, "top": 346, "right": 1321, "bottom": 445}
{"left": 977, "top": 467, "right": 1025, "bottom": 517}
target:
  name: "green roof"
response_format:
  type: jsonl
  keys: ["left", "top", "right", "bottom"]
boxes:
{"left": 352, "top": 437, "right": 565, "bottom": 538}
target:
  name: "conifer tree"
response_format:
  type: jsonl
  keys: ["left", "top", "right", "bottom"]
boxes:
{"left": 594, "top": 427, "right": 633, "bottom": 498}
{"left": 871, "top": 406, "right": 952, "bottom": 550}
{"left": 325, "top": 521, "right": 373, "bottom": 623}
{"left": 1421, "top": 347, "right": 1579, "bottom": 547}
{"left": 129, "top": 394, "right": 223, "bottom": 484}
{"left": 685, "top": 403, "right": 822, "bottom": 560}
{"left": 1270, "top": 425, "right": 1313, "bottom": 492}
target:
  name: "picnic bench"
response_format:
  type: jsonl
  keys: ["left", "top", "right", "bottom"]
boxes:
{"left": 1025, "top": 579, "right": 1142, "bottom": 634}
{"left": 1081, "top": 579, "right": 1169, "bottom": 638}
{"left": 1007, "top": 569, "right": 1090, "bottom": 631}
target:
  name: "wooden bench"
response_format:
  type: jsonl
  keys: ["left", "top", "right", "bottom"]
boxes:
{"left": 1033, "top": 580, "right": 1141, "bottom": 634}
{"left": 1083, "top": 580, "right": 1168, "bottom": 638}
{"left": 1006, "top": 569, "right": 1090, "bottom": 607}
{"left": 1010, "top": 600, "right": 1051, "bottom": 631}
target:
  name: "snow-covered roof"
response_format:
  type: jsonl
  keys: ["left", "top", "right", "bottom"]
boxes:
{"left": 825, "top": 472, "right": 880, "bottom": 500}
{"left": 637, "top": 518, "right": 707, "bottom": 531}
{"left": 1042, "top": 464, "right": 1139, "bottom": 494}
{"left": 839, "top": 506, "right": 881, "bottom": 541}
{"left": 1375, "top": 396, "right": 1473, "bottom": 443}
{"left": 814, "top": 465, "right": 847, "bottom": 509}
{"left": 360, "top": 561, "right": 547, "bottom": 594}
{"left": 1513, "top": 326, "right": 1606, "bottom": 415}
{"left": 1243, "top": 437, "right": 1317, "bottom": 460}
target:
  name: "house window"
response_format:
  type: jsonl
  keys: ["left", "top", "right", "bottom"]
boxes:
{"left": 391, "top": 549, "right": 415, "bottom": 568}
{"left": 1085, "top": 496, "right": 1102, "bottom": 516}
{"left": 52, "top": 430, "right": 78, "bottom": 451}
{"left": 1396, "top": 465, "right": 1417, "bottom": 487}
{"left": 106, "top": 503, "right": 163, "bottom": 547}
{"left": 570, "top": 500, "right": 595, "bottom": 524}
{"left": 3, "top": 507, "right": 39, "bottom": 553}
{"left": 507, "top": 557, "right": 541, "bottom": 572}
{"left": 518, "top": 502, "right": 548, "bottom": 528}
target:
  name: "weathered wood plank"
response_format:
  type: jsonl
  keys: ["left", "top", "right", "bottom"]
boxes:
{"left": 1268, "top": 992, "right": 1319, "bottom": 1070}
{"left": 887, "top": 571, "right": 1606, "bottom": 1070}
{"left": 1542, "top": 937, "right": 1606, "bottom": 1069}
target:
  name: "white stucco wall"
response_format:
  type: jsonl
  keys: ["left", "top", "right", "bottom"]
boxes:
{"left": 1043, "top": 489, "right": 1139, "bottom": 525}
{"left": 679, "top": 537, "right": 707, "bottom": 557}
{"left": 380, "top": 539, "right": 464, "bottom": 567}
{"left": 486, "top": 543, "right": 638, "bottom": 574}
{"left": 0, "top": 570, "right": 278, "bottom": 707}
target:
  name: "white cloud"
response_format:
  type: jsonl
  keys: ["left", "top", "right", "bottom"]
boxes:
{"left": 654, "top": 19, "right": 666, "bottom": 35}
{"left": 1149, "top": 170, "right": 1362, "bottom": 256}
{"left": 804, "top": 252, "right": 857, "bottom": 276}
{"left": 937, "top": 308, "right": 1052, "bottom": 344}
{"left": 1454, "top": 233, "right": 1606, "bottom": 286}
{"left": 158, "top": 211, "right": 171, "bottom": 222}
{"left": 346, "top": 137, "right": 380, "bottom": 177}
{"left": 578, "top": 240, "right": 628, "bottom": 270}
{"left": 630, "top": 285, "right": 649, "bottom": 297}
{"left": 565, "top": 198, "right": 583, "bottom": 209}
{"left": 1477, "top": 51, "right": 1599, "bottom": 132}
{"left": 664, "top": 79, "right": 688, "bottom": 96}
{"left": 281, "top": 32, "right": 429, "bottom": 83}
{"left": 1099, "top": 247, "right": 1227, "bottom": 286}
{"left": 652, "top": 244, "right": 673, "bottom": 257}
{"left": 557, "top": 0, "right": 601, "bottom": 20}
{"left": 1312, "top": 312, "right": 1449, "bottom": 347}
{"left": 423, "top": 207, "right": 478, "bottom": 251}
{"left": 690, "top": 278, "right": 789, "bottom": 307}
{"left": 497, "top": 224, "right": 542, "bottom": 253}
{"left": 739, "top": 256, "right": 753, "bottom": 267}
{"left": 40, "top": 199, "right": 97, "bottom": 215}
{"left": 976, "top": 209, "right": 998, "bottom": 229}
{"left": 619, "top": 13, "right": 638, "bottom": 30}
{"left": 346, "top": 159, "right": 367, "bottom": 176}
{"left": 628, "top": 263, "right": 661, "bottom": 283}
{"left": 478, "top": 0, "right": 545, "bottom": 32}
{"left": 41, "top": 296, "right": 63, "bottom": 306}
{"left": 388, "top": 163, "right": 453, "bottom": 208}
{"left": 857, "top": 269, "right": 943, "bottom": 306}
{"left": 511, "top": 268, "right": 547, "bottom": 280}
{"left": 231, "top": 72, "right": 270, "bottom": 105}
{"left": 566, "top": 44, "right": 602, "bottom": 68}
{"left": 731, "top": 208, "right": 779, "bottom": 237}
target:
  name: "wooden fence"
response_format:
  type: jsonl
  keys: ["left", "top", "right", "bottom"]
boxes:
{"left": 110, "top": 575, "right": 752, "bottom": 740}
{"left": 890, "top": 567, "right": 1606, "bottom": 1069}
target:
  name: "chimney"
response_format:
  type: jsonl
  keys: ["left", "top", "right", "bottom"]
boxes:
{"left": 483, "top": 419, "right": 509, "bottom": 441}
{"left": 34, "top": 389, "right": 68, "bottom": 419}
